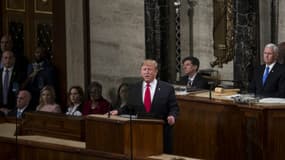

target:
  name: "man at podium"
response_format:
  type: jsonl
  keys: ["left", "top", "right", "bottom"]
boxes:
{"left": 110, "top": 59, "right": 179, "bottom": 154}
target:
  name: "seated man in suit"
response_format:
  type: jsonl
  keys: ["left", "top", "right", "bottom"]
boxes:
{"left": 8, "top": 90, "right": 33, "bottom": 118}
{"left": 248, "top": 43, "right": 285, "bottom": 98}
{"left": 110, "top": 59, "right": 179, "bottom": 153}
{"left": 177, "top": 56, "right": 208, "bottom": 89}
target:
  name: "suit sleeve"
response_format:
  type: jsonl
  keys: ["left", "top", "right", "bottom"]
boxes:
{"left": 248, "top": 68, "right": 257, "bottom": 94}
{"left": 167, "top": 86, "right": 179, "bottom": 118}
{"left": 276, "top": 69, "right": 285, "bottom": 98}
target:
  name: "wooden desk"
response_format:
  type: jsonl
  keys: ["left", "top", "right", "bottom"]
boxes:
{"left": 21, "top": 112, "right": 85, "bottom": 141}
{"left": 0, "top": 123, "right": 129, "bottom": 160}
{"left": 0, "top": 122, "right": 195, "bottom": 160}
{"left": 173, "top": 94, "right": 285, "bottom": 160}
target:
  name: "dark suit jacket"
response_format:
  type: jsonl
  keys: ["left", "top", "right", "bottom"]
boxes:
{"left": 119, "top": 80, "right": 179, "bottom": 121}
{"left": 248, "top": 63, "right": 285, "bottom": 98}
{"left": 7, "top": 104, "right": 34, "bottom": 118}
{"left": 178, "top": 73, "right": 209, "bottom": 89}
{"left": 0, "top": 67, "right": 25, "bottom": 109}
{"left": 118, "top": 80, "right": 179, "bottom": 153}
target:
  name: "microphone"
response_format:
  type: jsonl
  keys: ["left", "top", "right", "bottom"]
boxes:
{"left": 208, "top": 81, "right": 215, "bottom": 99}
{"left": 107, "top": 105, "right": 111, "bottom": 118}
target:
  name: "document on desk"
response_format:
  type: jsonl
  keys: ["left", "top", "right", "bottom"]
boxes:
{"left": 259, "top": 98, "right": 285, "bottom": 104}
{"left": 175, "top": 90, "right": 189, "bottom": 96}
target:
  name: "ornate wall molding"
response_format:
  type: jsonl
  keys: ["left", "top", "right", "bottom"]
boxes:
{"left": 144, "top": 0, "right": 169, "bottom": 80}
{"left": 211, "top": 0, "right": 234, "bottom": 68}
{"left": 233, "top": 0, "right": 259, "bottom": 90}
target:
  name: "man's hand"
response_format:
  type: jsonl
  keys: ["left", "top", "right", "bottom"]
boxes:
{"left": 0, "top": 107, "right": 10, "bottom": 115}
{"left": 28, "top": 70, "right": 39, "bottom": 79}
{"left": 167, "top": 115, "right": 175, "bottom": 126}
{"left": 110, "top": 110, "right": 119, "bottom": 115}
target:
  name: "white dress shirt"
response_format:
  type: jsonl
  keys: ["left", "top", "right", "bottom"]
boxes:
{"left": 142, "top": 79, "right": 157, "bottom": 103}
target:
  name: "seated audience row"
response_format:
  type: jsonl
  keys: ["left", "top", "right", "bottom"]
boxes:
{"left": 0, "top": 80, "right": 126, "bottom": 118}
{"left": 0, "top": 34, "right": 57, "bottom": 116}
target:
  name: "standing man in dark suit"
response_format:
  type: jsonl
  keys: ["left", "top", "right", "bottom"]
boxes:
{"left": 248, "top": 43, "right": 285, "bottom": 98}
{"left": 0, "top": 51, "right": 25, "bottom": 116}
{"left": 8, "top": 90, "right": 33, "bottom": 118}
{"left": 0, "top": 34, "right": 28, "bottom": 72}
{"left": 111, "top": 59, "right": 179, "bottom": 153}
{"left": 22, "top": 46, "right": 56, "bottom": 109}
{"left": 178, "top": 56, "right": 208, "bottom": 89}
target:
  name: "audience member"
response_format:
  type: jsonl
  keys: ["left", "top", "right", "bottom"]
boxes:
{"left": 112, "top": 83, "right": 128, "bottom": 110}
{"left": 0, "top": 51, "right": 25, "bottom": 116}
{"left": 248, "top": 43, "right": 285, "bottom": 97}
{"left": 0, "top": 34, "right": 28, "bottom": 72}
{"left": 178, "top": 56, "right": 208, "bottom": 89}
{"left": 8, "top": 90, "right": 33, "bottom": 118}
{"left": 23, "top": 46, "right": 56, "bottom": 107}
{"left": 0, "top": 34, "right": 13, "bottom": 54}
{"left": 36, "top": 85, "right": 61, "bottom": 113}
{"left": 82, "top": 81, "right": 111, "bottom": 115}
{"left": 110, "top": 59, "right": 179, "bottom": 153}
{"left": 66, "top": 86, "right": 84, "bottom": 116}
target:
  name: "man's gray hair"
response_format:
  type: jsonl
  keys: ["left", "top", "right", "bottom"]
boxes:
{"left": 265, "top": 43, "right": 279, "bottom": 55}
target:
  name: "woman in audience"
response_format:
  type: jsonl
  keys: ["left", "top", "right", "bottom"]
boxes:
{"left": 82, "top": 81, "right": 111, "bottom": 115}
{"left": 66, "top": 86, "right": 84, "bottom": 116}
{"left": 112, "top": 83, "right": 128, "bottom": 110}
{"left": 36, "top": 85, "right": 61, "bottom": 113}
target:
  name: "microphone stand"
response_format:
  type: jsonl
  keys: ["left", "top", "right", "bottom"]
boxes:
{"left": 127, "top": 105, "right": 135, "bottom": 160}
{"left": 129, "top": 112, "right": 133, "bottom": 160}
{"left": 13, "top": 87, "right": 20, "bottom": 160}
{"left": 208, "top": 82, "right": 215, "bottom": 99}
{"left": 15, "top": 113, "right": 19, "bottom": 160}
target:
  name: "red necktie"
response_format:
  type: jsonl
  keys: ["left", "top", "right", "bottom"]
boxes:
{"left": 144, "top": 83, "right": 151, "bottom": 112}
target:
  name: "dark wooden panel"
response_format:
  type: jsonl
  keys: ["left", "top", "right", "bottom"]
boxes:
{"left": 86, "top": 115, "right": 164, "bottom": 158}
{"left": 6, "top": 0, "right": 25, "bottom": 12}
{"left": 52, "top": 0, "right": 66, "bottom": 106}
{"left": 34, "top": 0, "right": 52, "bottom": 14}
{"left": 21, "top": 112, "right": 85, "bottom": 141}
{"left": 173, "top": 95, "right": 285, "bottom": 160}
{"left": 266, "top": 110, "right": 285, "bottom": 160}
{"left": 0, "top": 137, "right": 129, "bottom": 160}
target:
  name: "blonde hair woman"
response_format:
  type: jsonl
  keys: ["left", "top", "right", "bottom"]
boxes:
{"left": 36, "top": 85, "right": 61, "bottom": 113}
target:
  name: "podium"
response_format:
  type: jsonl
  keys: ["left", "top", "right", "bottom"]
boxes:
{"left": 85, "top": 114, "right": 164, "bottom": 158}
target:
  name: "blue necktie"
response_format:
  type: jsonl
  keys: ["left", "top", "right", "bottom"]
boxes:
{"left": 17, "top": 110, "right": 22, "bottom": 118}
{"left": 262, "top": 67, "right": 270, "bottom": 85}
{"left": 3, "top": 69, "right": 9, "bottom": 105}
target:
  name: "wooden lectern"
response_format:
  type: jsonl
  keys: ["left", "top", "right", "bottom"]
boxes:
{"left": 85, "top": 114, "right": 164, "bottom": 158}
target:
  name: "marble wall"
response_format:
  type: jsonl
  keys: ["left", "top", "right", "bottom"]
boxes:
{"left": 89, "top": 0, "right": 145, "bottom": 101}
{"left": 279, "top": 0, "right": 285, "bottom": 43}
{"left": 65, "top": 0, "right": 86, "bottom": 90}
